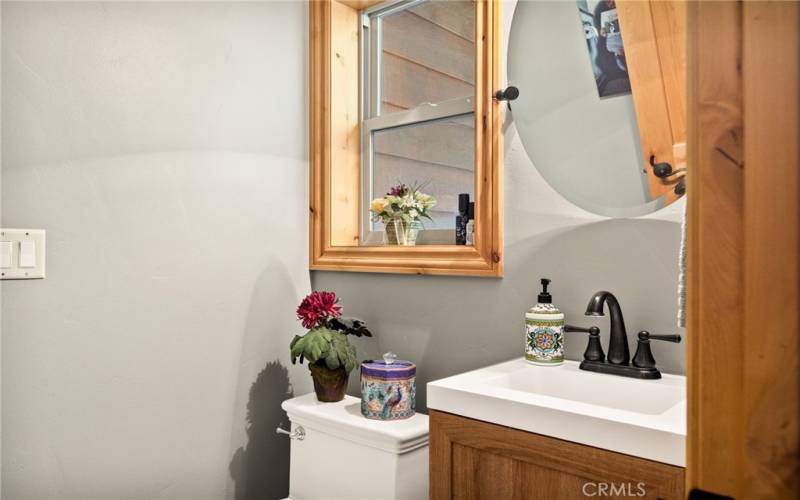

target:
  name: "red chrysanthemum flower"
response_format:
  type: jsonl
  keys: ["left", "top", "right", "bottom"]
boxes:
{"left": 296, "top": 291, "right": 342, "bottom": 330}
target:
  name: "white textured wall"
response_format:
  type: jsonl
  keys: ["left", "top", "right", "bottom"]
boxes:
{"left": 2, "top": 2, "right": 311, "bottom": 499}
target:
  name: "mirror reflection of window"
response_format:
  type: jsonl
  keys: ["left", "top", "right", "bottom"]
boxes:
{"left": 361, "top": 0, "right": 476, "bottom": 245}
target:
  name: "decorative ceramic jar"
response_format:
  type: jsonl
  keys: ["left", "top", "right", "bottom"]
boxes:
{"left": 360, "top": 352, "right": 416, "bottom": 420}
{"left": 384, "top": 219, "right": 422, "bottom": 246}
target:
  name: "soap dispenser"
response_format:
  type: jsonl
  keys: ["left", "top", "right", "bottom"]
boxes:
{"left": 525, "top": 278, "right": 565, "bottom": 365}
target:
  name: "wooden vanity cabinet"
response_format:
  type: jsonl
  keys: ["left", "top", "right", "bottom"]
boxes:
{"left": 430, "top": 410, "right": 685, "bottom": 499}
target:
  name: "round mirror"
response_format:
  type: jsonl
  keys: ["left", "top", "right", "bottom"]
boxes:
{"left": 508, "top": 0, "right": 683, "bottom": 217}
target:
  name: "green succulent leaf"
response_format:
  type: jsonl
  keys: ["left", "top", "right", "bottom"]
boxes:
{"left": 288, "top": 327, "right": 344, "bottom": 366}
{"left": 344, "top": 342, "right": 357, "bottom": 373}
{"left": 290, "top": 335, "right": 305, "bottom": 364}
{"left": 324, "top": 349, "right": 340, "bottom": 370}
{"left": 325, "top": 332, "right": 358, "bottom": 373}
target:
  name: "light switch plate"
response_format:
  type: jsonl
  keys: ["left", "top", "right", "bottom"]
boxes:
{"left": 0, "top": 229, "right": 46, "bottom": 279}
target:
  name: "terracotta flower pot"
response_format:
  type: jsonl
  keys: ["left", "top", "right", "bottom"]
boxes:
{"left": 309, "top": 361, "right": 349, "bottom": 402}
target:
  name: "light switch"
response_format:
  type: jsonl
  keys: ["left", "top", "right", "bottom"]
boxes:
{"left": 19, "top": 240, "right": 36, "bottom": 268}
{"left": 0, "top": 228, "right": 45, "bottom": 279}
{"left": 0, "top": 241, "right": 11, "bottom": 268}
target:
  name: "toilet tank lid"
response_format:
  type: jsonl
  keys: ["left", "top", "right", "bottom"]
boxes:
{"left": 281, "top": 393, "right": 429, "bottom": 454}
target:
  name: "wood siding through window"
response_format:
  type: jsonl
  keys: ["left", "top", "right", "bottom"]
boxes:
{"left": 373, "top": 1, "right": 476, "bottom": 229}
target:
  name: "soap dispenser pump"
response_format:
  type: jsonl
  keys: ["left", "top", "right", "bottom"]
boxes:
{"left": 525, "top": 278, "right": 565, "bottom": 365}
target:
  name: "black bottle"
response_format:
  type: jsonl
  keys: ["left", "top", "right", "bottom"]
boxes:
{"left": 455, "top": 193, "right": 470, "bottom": 245}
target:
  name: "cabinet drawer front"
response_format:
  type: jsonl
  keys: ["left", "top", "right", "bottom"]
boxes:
{"left": 430, "top": 410, "right": 684, "bottom": 499}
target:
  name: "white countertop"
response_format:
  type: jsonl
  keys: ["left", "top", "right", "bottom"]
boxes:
{"left": 427, "top": 358, "right": 686, "bottom": 466}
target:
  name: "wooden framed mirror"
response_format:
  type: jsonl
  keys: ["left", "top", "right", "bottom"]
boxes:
{"left": 309, "top": 0, "right": 503, "bottom": 276}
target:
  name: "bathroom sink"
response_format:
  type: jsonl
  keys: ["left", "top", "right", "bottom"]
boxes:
{"left": 427, "top": 358, "right": 685, "bottom": 466}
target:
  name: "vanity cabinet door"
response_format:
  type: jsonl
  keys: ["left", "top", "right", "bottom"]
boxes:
{"left": 430, "top": 410, "right": 684, "bottom": 499}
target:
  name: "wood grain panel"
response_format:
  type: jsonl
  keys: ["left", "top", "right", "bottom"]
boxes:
{"left": 329, "top": 0, "right": 361, "bottom": 246}
{"left": 430, "top": 410, "right": 685, "bottom": 500}
{"left": 513, "top": 460, "right": 590, "bottom": 500}
{"left": 741, "top": 2, "right": 800, "bottom": 497}
{"left": 309, "top": 0, "right": 331, "bottom": 262}
{"left": 452, "top": 445, "right": 516, "bottom": 500}
{"left": 686, "top": 0, "right": 744, "bottom": 496}
{"left": 451, "top": 443, "right": 480, "bottom": 499}
{"left": 649, "top": 0, "right": 687, "bottom": 143}
{"left": 478, "top": 452, "right": 514, "bottom": 499}
{"left": 688, "top": 3, "right": 800, "bottom": 497}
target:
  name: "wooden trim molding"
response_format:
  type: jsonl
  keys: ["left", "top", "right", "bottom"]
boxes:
{"left": 686, "top": 2, "right": 744, "bottom": 494}
{"left": 687, "top": 1, "right": 800, "bottom": 497}
{"left": 309, "top": 0, "right": 503, "bottom": 277}
{"left": 741, "top": 3, "right": 800, "bottom": 496}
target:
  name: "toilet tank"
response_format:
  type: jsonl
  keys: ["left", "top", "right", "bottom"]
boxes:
{"left": 281, "top": 393, "right": 429, "bottom": 500}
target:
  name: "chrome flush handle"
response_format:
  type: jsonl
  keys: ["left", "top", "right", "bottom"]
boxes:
{"left": 276, "top": 425, "right": 305, "bottom": 440}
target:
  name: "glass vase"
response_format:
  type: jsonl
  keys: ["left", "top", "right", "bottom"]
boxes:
{"left": 384, "top": 219, "right": 422, "bottom": 246}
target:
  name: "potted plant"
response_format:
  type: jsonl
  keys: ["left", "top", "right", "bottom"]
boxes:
{"left": 369, "top": 183, "right": 437, "bottom": 246}
{"left": 289, "top": 291, "right": 372, "bottom": 402}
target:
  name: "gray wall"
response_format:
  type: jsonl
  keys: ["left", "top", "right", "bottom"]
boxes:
{"left": 314, "top": 0, "right": 685, "bottom": 413}
{"left": 2, "top": 2, "right": 312, "bottom": 499}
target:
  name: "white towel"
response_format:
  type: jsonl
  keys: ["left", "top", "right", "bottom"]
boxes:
{"left": 677, "top": 201, "right": 688, "bottom": 328}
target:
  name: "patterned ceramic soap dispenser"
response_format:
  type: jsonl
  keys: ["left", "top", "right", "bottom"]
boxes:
{"left": 525, "top": 278, "right": 565, "bottom": 365}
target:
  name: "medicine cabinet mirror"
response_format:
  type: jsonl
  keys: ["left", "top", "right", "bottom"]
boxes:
{"left": 310, "top": 0, "right": 502, "bottom": 276}
{"left": 508, "top": 0, "right": 686, "bottom": 217}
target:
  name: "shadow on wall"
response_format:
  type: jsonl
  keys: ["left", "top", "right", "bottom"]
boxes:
{"left": 229, "top": 361, "right": 294, "bottom": 500}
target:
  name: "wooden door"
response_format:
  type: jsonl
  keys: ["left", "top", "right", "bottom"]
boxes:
{"left": 686, "top": 1, "right": 800, "bottom": 498}
{"left": 617, "top": 0, "right": 687, "bottom": 204}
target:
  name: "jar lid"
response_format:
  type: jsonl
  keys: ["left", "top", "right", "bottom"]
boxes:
{"left": 361, "top": 352, "right": 416, "bottom": 379}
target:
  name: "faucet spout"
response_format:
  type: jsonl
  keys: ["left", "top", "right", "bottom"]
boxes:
{"left": 585, "top": 291, "right": 630, "bottom": 365}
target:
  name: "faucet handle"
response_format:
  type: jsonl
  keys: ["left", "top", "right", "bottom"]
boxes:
{"left": 564, "top": 324, "right": 605, "bottom": 362}
{"left": 564, "top": 324, "right": 598, "bottom": 334}
{"left": 637, "top": 331, "right": 682, "bottom": 343}
{"left": 632, "top": 331, "right": 681, "bottom": 369}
